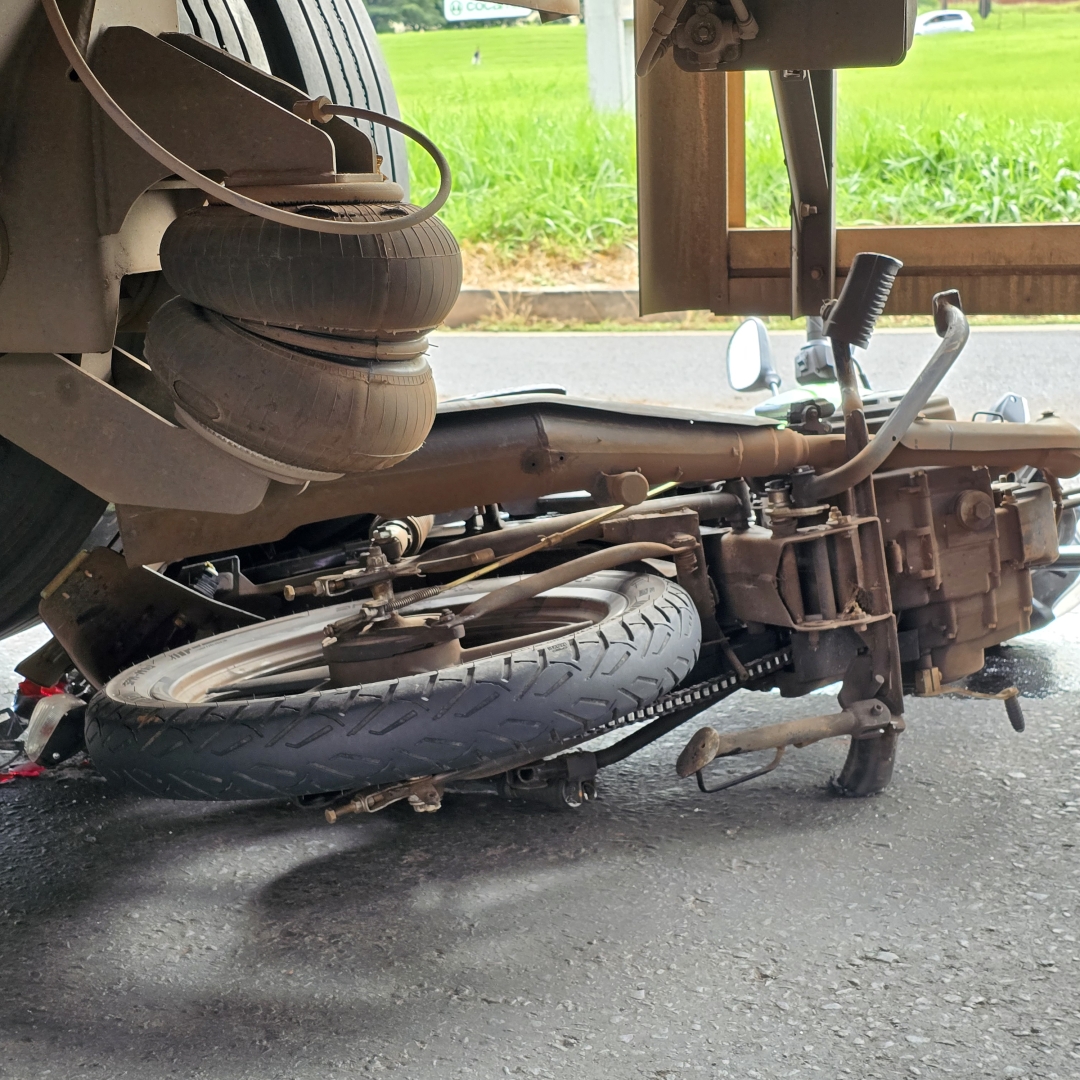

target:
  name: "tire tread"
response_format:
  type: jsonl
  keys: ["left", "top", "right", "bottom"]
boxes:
{"left": 86, "top": 574, "right": 700, "bottom": 799}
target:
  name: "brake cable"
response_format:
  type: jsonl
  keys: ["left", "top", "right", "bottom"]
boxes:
{"left": 324, "top": 482, "right": 679, "bottom": 639}
{"left": 40, "top": 0, "right": 452, "bottom": 236}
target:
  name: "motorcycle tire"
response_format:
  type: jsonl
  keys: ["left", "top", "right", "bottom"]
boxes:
{"left": 0, "top": 437, "right": 106, "bottom": 640}
{"left": 85, "top": 571, "right": 701, "bottom": 801}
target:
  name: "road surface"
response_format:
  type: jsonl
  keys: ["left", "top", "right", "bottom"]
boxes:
{"left": 428, "top": 326, "right": 1080, "bottom": 425}
{"left": 2, "top": 327, "right": 1079, "bottom": 1080}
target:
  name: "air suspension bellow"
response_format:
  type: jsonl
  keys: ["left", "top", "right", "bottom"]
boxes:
{"left": 40, "top": 1, "right": 459, "bottom": 479}
{"left": 158, "top": 201, "right": 462, "bottom": 334}
{"left": 146, "top": 199, "right": 462, "bottom": 479}
{"left": 147, "top": 298, "right": 439, "bottom": 480}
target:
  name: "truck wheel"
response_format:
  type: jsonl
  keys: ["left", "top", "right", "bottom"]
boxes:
{"left": 0, "top": 437, "right": 105, "bottom": 640}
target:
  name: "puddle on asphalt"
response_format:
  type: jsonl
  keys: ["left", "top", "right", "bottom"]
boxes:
{"left": 966, "top": 609, "right": 1080, "bottom": 699}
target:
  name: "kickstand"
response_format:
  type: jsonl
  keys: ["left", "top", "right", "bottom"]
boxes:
{"left": 696, "top": 745, "right": 786, "bottom": 794}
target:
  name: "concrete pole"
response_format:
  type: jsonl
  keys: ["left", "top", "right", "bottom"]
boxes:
{"left": 586, "top": 0, "right": 635, "bottom": 111}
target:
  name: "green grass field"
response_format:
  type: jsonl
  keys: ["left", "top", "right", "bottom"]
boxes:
{"left": 379, "top": 4, "right": 1080, "bottom": 258}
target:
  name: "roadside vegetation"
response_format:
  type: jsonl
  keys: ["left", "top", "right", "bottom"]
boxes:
{"left": 379, "top": 3, "right": 1080, "bottom": 282}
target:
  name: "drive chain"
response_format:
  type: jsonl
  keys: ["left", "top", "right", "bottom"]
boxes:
{"left": 587, "top": 645, "right": 794, "bottom": 736}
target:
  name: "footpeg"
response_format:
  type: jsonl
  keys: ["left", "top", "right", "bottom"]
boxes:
{"left": 676, "top": 727, "right": 722, "bottom": 777}
{"left": 1005, "top": 694, "right": 1026, "bottom": 732}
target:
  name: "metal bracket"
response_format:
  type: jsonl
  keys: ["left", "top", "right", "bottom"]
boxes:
{"left": 90, "top": 25, "right": 337, "bottom": 235}
{"left": 325, "top": 774, "right": 448, "bottom": 820}
{"left": 770, "top": 69, "right": 836, "bottom": 317}
{"left": 0, "top": 353, "right": 268, "bottom": 513}
{"left": 39, "top": 547, "right": 261, "bottom": 689}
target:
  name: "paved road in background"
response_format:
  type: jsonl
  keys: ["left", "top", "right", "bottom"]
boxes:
{"left": 2, "top": 329, "right": 1080, "bottom": 1080}
{"left": 429, "top": 327, "right": 1080, "bottom": 425}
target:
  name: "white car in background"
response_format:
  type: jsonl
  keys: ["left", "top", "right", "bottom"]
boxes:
{"left": 914, "top": 9, "right": 975, "bottom": 35}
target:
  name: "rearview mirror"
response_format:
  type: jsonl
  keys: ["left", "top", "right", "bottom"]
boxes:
{"left": 978, "top": 393, "right": 1031, "bottom": 424}
{"left": 727, "top": 318, "right": 780, "bottom": 393}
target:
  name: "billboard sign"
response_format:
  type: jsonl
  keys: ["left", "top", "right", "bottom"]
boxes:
{"left": 444, "top": 0, "right": 531, "bottom": 20}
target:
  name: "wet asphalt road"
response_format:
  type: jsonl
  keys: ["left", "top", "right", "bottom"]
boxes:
{"left": 2, "top": 617, "right": 1079, "bottom": 1080}
{"left": 3, "top": 328, "right": 1080, "bottom": 1080}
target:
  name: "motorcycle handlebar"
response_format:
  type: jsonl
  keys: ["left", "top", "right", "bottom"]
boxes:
{"left": 794, "top": 290, "right": 969, "bottom": 506}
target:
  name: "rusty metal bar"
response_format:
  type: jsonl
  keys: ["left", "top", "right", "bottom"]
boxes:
{"left": 421, "top": 491, "right": 745, "bottom": 568}
{"left": 675, "top": 698, "right": 895, "bottom": 778}
{"left": 770, "top": 69, "right": 836, "bottom": 316}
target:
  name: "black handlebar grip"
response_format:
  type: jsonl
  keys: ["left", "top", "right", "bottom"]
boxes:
{"left": 823, "top": 251, "right": 904, "bottom": 350}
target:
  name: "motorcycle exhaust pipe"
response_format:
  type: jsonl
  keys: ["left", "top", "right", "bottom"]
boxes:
{"left": 117, "top": 404, "right": 828, "bottom": 564}
{"left": 117, "top": 390, "right": 1080, "bottom": 566}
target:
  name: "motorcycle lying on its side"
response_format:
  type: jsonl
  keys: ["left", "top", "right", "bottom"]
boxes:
{"left": 14, "top": 256, "right": 1080, "bottom": 817}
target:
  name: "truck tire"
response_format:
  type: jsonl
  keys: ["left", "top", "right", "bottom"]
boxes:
{"left": 0, "top": 437, "right": 106, "bottom": 640}
{"left": 85, "top": 571, "right": 701, "bottom": 800}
